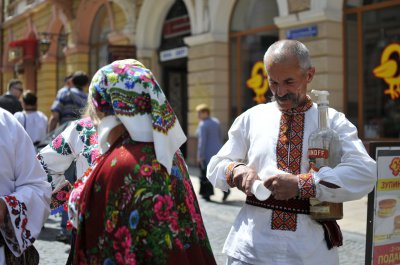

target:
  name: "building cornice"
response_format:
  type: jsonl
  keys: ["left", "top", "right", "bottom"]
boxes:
{"left": 274, "top": 8, "right": 342, "bottom": 28}
{"left": 184, "top": 32, "right": 227, "bottom": 47}
{"left": 3, "top": 1, "right": 48, "bottom": 27}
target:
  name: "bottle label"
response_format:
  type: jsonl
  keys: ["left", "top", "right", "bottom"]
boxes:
{"left": 308, "top": 148, "right": 329, "bottom": 159}
{"left": 310, "top": 205, "right": 330, "bottom": 214}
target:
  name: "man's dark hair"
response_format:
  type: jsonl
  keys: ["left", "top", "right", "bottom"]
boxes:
{"left": 72, "top": 71, "right": 89, "bottom": 89}
{"left": 8, "top": 79, "right": 23, "bottom": 91}
{"left": 64, "top": 74, "right": 73, "bottom": 83}
{"left": 22, "top": 90, "right": 37, "bottom": 106}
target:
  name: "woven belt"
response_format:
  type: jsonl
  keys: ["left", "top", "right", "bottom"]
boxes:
{"left": 245, "top": 195, "right": 310, "bottom": 214}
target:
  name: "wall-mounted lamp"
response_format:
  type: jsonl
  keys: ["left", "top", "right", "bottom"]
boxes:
{"left": 38, "top": 32, "right": 68, "bottom": 55}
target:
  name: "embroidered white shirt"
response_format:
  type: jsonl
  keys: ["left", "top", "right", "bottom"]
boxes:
{"left": 14, "top": 110, "right": 48, "bottom": 144}
{"left": 207, "top": 101, "right": 376, "bottom": 265}
{"left": 0, "top": 109, "right": 51, "bottom": 257}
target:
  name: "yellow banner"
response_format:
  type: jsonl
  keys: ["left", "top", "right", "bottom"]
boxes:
{"left": 377, "top": 178, "right": 400, "bottom": 191}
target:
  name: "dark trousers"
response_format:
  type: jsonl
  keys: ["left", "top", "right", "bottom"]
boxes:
{"left": 199, "top": 165, "right": 214, "bottom": 198}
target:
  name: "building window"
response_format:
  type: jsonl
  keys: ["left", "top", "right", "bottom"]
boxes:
{"left": 56, "top": 27, "right": 67, "bottom": 91}
{"left": 229, "top": 0, "right": 278, "bottom": 121}
{"left": 344, "top": 0, "right": 400, "bottom": 139}
{"left": 89, "top": 4, "right": 111, "bottom": 78}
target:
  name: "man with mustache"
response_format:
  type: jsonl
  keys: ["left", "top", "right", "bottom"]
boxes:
{"left": 207, "top": 39, "right": 376, "bottom": 265}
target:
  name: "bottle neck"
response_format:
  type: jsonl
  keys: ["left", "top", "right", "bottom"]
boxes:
{"left": 318, "top": 105, "right": 329, "bottom": 129}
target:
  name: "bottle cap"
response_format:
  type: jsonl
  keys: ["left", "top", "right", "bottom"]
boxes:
{"left": 311, "top": 90, "right": 329, "bottom": 105}
{"left": 251, "top": 180, "right": 271, "bottom": 201}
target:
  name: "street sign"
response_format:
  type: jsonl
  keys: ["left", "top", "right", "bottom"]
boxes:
{"left": 286, "top": 25, "right": 317, "bottom": 39}
{"left": 160, "top": 47, "right": 188, "bottom": 62}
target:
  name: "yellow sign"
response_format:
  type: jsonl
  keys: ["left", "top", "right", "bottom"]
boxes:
{"left": 373, "top": 43, "right": 400, "bottom": 100}
{"left": 246, "top": 61, "right": 269, "bottom": 104}
{"left": 377, "top": 178, "right": 400, "bottom": 191}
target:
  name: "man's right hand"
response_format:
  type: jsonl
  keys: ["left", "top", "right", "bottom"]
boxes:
{"left": 232, "top": 165, "right": 260, "bottom": 196}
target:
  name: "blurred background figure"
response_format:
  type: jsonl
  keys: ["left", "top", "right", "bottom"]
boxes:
{"left": 70, "top": 59, "right": 217, "bottom": 265}
{"left": 14, "top": 90, "right": 48, "bottom": 149}
{"left": 48, "top": 72, "right": 89, "bottom": 132}
{"left": 45, "top": 71, "right": 89, "bottom": 245}
{"left": 37, "top": 116, "right": 98, "bottom": 263}
{"left": 196, "top": 103, "right": 229, "bottom": 202}
{"left": 0, "top": 79, "right": 23, "bottom": 114}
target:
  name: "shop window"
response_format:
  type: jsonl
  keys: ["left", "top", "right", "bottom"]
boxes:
{"left": 344, "top": 0, "right": 400, "bottom": 139}
{"left": 229, "top": 0, "right": 278, "bottom": 121}
{"left": 89, "top": 4, "right": 111, "bottom": 78}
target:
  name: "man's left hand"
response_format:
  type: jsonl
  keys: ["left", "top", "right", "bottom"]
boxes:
{"left": 265, "top": 174, "right": 299, "bottom": 200}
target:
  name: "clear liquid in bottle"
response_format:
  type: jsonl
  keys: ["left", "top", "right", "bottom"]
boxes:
{"left": 308, "top": 90, "right": 343, "bottom": 220}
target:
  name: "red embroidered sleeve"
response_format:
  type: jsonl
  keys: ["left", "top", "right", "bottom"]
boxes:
{"left": 2, "top": 196, "right": 34, "bottom": 254}
{"left": 298, "top": 173, "right": 316, "bottom": 198}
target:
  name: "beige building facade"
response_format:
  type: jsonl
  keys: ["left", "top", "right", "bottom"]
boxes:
{"left": 1, "top": 0, "right": 400, "bottom": 164}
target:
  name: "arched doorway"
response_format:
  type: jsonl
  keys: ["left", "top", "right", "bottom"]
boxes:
{"left": 89, "top": 4, "right": 111, "bottom": 78}
{"left": 159, "top": 0, "right": 191, "bottom": 156}
{"left": 229, "top": 0, "right": 279, "bottom": 122}
{"left": 56, "top": 27, "right": 68, "bottom": 91}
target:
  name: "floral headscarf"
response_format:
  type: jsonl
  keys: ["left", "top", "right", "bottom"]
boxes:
{"left": 89, "top": 59, "right": 187, "bottom": 173}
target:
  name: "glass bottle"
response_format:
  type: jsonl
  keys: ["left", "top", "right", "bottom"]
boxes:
{"left": 308, "top": 90, "right": 343, "bottom": 220}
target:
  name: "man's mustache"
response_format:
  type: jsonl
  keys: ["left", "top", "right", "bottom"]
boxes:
{"left": 275, "top": 93, "right": 297, "bottom": 101}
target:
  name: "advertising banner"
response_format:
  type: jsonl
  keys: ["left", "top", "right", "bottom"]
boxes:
{"left": 367, "top": 143, "right": 400, "bottom": 265}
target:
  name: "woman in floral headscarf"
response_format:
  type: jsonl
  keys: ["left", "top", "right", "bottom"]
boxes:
{"left": 71, "top": 59, "right": 217, "bottom": 265}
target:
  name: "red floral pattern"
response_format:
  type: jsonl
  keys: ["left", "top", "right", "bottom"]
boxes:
{"left": 4, "top": 196, "right": 34, "bottom": 251}
{"left": 74, "top": 137, "right": 216, "bottom": 265}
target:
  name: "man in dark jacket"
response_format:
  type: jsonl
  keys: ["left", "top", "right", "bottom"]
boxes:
{"left": 0, "top": 79, "right": 23, "bottom": 114}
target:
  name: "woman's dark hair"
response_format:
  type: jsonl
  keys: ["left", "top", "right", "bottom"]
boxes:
{"left": 72, "top": 71, "right": 89, "bottom": 89}
{"left": 22, "top": 90, "right": 37, "bottom": 106}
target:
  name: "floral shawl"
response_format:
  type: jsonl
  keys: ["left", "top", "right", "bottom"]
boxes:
{"left": 74, "top": 135, "right": 217, "bottom": 265}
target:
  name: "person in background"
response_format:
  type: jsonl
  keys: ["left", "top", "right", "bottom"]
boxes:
{"left": 48, "top": 72, "right": 88, "bottom": 132}
{"left": 196, "top": 103, "right": 229, "bottom": 202}
{"left": 0, "top": 79, "right": 23, "bottom": 114}
{"left": 37, "top": 116, "right": 98, "bottom": 263}
{"left": 0, "top": 107, "right": 51, "bottom": 264}
{"left": 70, "top": 59, "right": 217, "bottom": 265}
{"left": 14, "top": 90, "right": 48, "bottom": 148}
{"left": 207, "top": 40, "right": 376, "bottom": 265}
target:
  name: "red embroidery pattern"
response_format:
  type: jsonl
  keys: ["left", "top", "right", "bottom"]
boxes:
{"left": 272, "top": 98, "right": 312, "bottom": 231}
{"left": 298, "top": 173, "right": 316, "bottom": 198}
{"left": 271, "top": 210, "right": 297, "bottom": 231}
{"left": 4, "top": 196, "right": 34, "bottom": 250}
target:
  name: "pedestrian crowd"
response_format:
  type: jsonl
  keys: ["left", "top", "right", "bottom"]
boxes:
{"left": 0, "top": 40, "right": 377, "bottom": 265}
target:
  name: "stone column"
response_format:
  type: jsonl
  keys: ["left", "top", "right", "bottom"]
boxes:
{"left": 184, "top": 33, "right": 229, "bottom": 165}
{"left": 64, "top": 45, "right": 90, "bottom": 90}
{"left": 275, "top": 4, "right": 344, "bottom": 111}
{"left": 36, "top": 60, "right": 57, "bottom": 116}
